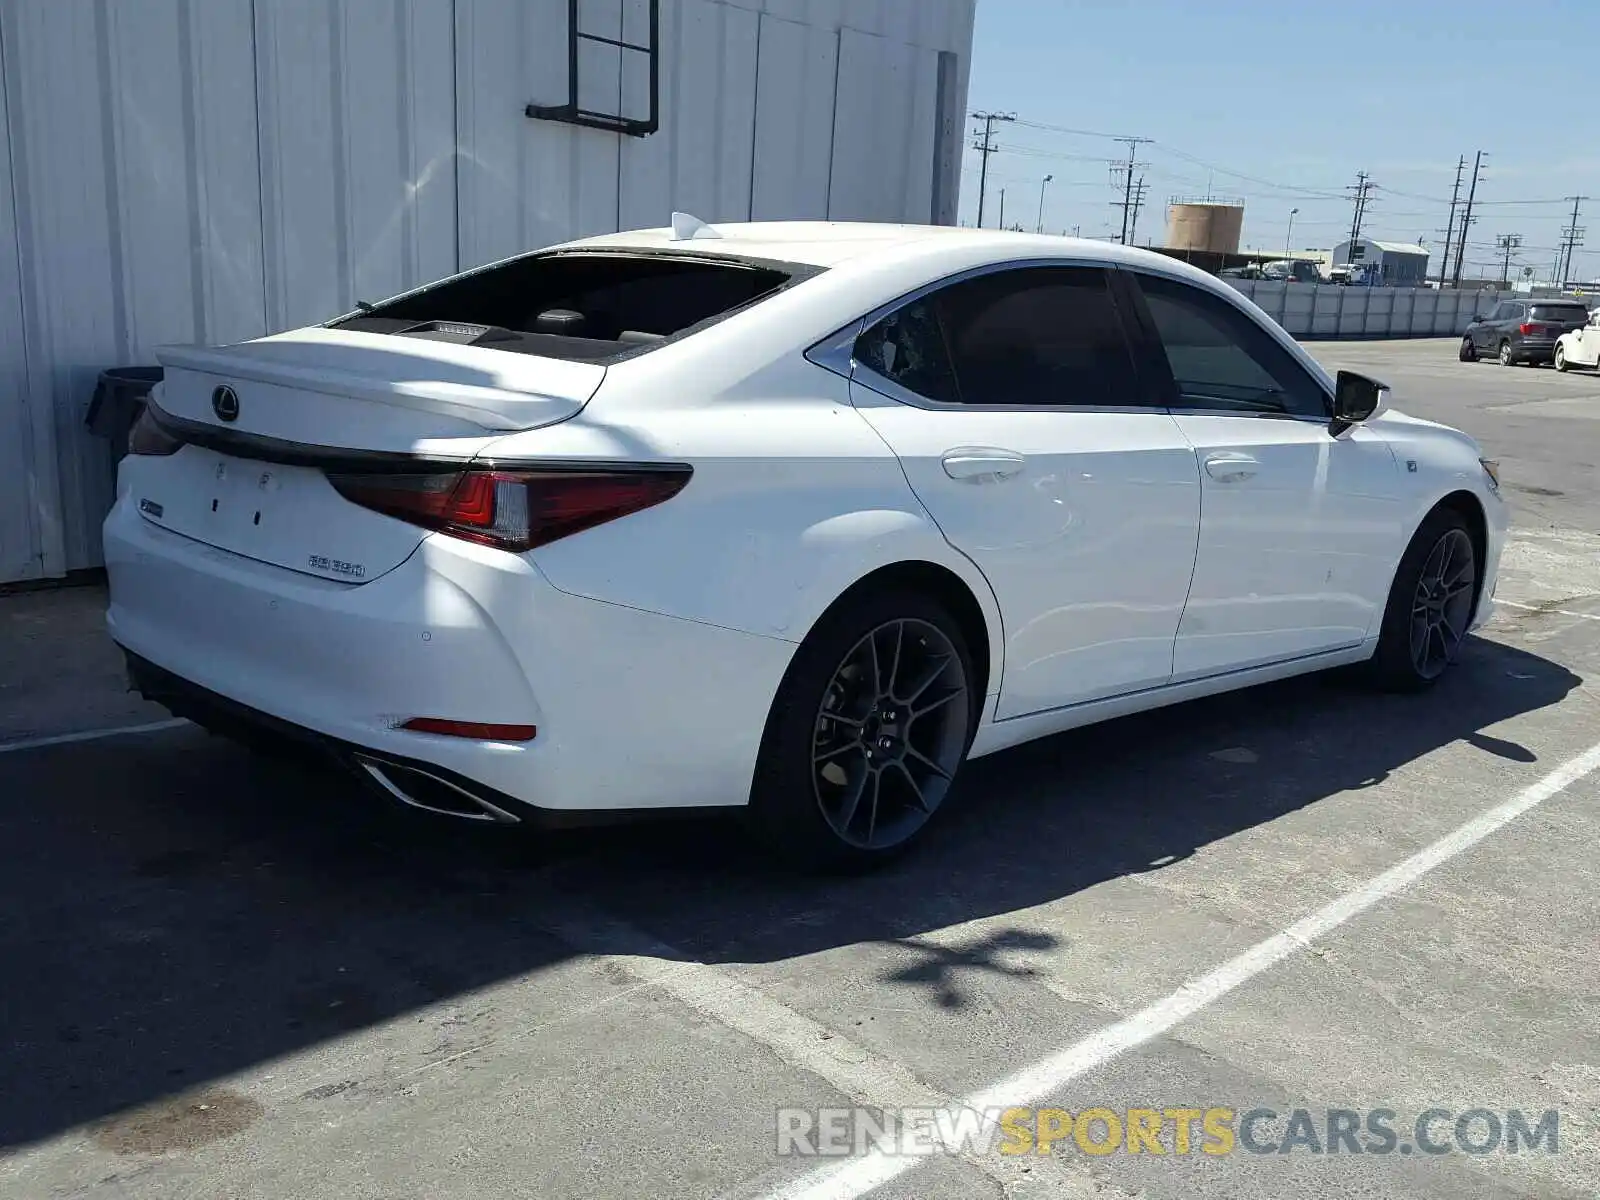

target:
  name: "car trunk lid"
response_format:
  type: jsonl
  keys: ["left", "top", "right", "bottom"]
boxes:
{"left": 136, "top": 330, "right": 602, "bottom": 582}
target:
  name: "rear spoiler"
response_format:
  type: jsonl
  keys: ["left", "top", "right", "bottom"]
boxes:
{"left": 156, "top": 331, "right": 605, "bottom": 432}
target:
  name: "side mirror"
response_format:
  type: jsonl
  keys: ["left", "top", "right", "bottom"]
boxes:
{"left": 1331, "top": 370, "right": 1386, "bottom": 435}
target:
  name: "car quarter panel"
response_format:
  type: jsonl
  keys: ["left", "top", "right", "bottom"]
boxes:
{"left": 494, "top": 354, "right": 1008, "bottom": 698}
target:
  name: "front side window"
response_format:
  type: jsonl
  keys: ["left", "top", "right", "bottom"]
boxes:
{"left": 853, "top": 266, "right": 1142, "bottom": 408}
{"left": 1134, "top": 273, "right": 1328, "bottom": 418}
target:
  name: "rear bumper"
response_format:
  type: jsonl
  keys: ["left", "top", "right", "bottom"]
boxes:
{"left": 104, "top": 496, "right": 797, "bottom": 815}
{"left": 1513, "top": 338, "right": 1557, "bottom": 359}
{"left": 123, "top": 651, "right": 609, "bottom": 827}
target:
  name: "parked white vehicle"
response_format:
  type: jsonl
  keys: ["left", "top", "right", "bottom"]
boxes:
{"left": 1553, "top": 307, "right": 1600, "bottom": 371}
{"left": 105, "top": 219, "right": 1507, "bottom": 867}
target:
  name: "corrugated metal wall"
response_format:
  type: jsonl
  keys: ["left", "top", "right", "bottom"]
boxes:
{"left": 0, "top": 0, "right": 976, "bottom": 584}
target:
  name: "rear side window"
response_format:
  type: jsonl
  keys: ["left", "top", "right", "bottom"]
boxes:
{"left": 854, "top": 298, "right": 961, "bottom": 404}
{"left": 329, "top": 251, "right": 807, "bottom": 361}
{"left": 853, "top": 266, "right": 1143, "bottom": 407}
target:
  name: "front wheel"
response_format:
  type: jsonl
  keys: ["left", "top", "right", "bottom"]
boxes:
{"left": 1367, "top": 509, "right": 1478, "bottom": 692}
{"left": 747, "top": 589, "right": 976, "bottom": 870}
{"left": 1459, "top": 336, "right": 1477, "bottom": 362}
{"left": 1498, "top": 340, "right": 1515, "bottom": 366}
{"left": 1555, "top": 344, "right": 1569, "bottom": 372}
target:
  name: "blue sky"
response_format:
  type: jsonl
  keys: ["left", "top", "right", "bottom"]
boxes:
{"left": 958, "top": 0, "right": 1600, "bottom": 281}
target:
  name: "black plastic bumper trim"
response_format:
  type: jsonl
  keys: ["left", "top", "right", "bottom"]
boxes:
{"left": 120, "top": 650, "right": 676, "bottom": 831}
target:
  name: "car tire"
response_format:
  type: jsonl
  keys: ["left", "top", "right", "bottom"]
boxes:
{"left": 1555, "top": 344, "right": 1569, "bottom": 372}
{"left": 746, "top": 587, "right": 977, "bottom": 871}
{"left": 1459, "top": 336, "right": 1476, "bottom": 362}
{"left": 1498, "top": 340, "right": 1515, "bottom": 366}
{"left": 1366, "top": 507, "right": 1479, "bottom": 693}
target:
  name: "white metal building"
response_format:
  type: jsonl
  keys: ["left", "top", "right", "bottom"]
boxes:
{"left": 1332, "top": 239, "right": 1430, "bottom": 286}
{"left": 0, "top": 0, "right": 977, "bottom": 585}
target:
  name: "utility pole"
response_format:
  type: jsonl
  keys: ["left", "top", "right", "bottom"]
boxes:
{"left": 1036, "top": 174, "right": 1053, "bottom": 234}
{"left": 1346, "top": 172, "right": 1374, "bottom": 251}
{"left": 1495, "top": 233, "right": 1522, "bottom": 286}
{"left": 1438, "top": 155, "right": 1466, "bottom": 287}
{"left": 998, "top": 187, "right": 1006, "bottom": 231}
{"left": 1112, "top": 136, "right": 1153, "bottom": 244}
{"left": 1453, "top": 150, "right": 1485, "bottom": 288}
{"left": 970, "top": 111, "right": 1015, "bottom": 229}
{"left": 1127, "top": 176, "right": 1150, "bottom": 246}
{"left": 1558, "top": 195, "right": 1587, "bottom": 286}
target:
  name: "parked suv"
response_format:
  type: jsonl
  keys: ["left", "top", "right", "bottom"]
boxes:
{"left": 1461, "top": 299, "right": 1592, "bottom": 365}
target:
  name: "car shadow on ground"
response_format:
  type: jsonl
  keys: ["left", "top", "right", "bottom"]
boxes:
{"left": 0, "top": 635, "right": 1578, "bottom": 1148}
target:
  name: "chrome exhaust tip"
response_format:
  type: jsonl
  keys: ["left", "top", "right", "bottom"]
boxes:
{"left": 354, "top": 757, "right": 522, "bottom": 824}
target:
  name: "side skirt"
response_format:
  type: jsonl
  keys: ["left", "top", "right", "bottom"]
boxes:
{"left": 968, "top": 640, "right": 1378, "bottom": 760}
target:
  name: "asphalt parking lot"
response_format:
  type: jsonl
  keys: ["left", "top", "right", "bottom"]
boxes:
{"left": 2, "top": 337, "right": 1598, "bottom": 1200}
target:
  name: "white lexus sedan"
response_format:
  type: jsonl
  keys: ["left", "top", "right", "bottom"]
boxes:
{"left": 105, "top": 219, "right": 1506, "bottom": 868}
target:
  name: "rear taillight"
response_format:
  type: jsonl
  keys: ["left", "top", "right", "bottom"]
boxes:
{"left": 326, "top": 466, "right": 690, "bottom": 552}
{"left": 127, "top": 406, "right": 185, "bottom": 456}
{"left": 1519, "top": 322, "right": 1538, "bottom": 335}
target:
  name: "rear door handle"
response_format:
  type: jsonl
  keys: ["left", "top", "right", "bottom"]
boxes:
{"left": 1203, "top": 452, "right": 1259, "bottom": 482}
{"left": 941, "top": 448, "right": 1027, "bottom": 482}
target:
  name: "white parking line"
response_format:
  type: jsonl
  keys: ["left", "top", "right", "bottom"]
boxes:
{"left": 1497, "top": 598, "right": 1600, "bottom": 621}
{"left": 761, "top": 737, "right": 1600, "bottom": 1200}
{"left": 0, "top": 718, "right": 189, "bottom": 755}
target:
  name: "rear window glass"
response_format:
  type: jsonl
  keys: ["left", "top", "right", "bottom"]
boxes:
{"left": 328, "top": 251, "right": 812, "bottom": 361}
{"left": 1531, "top": 304, "right": 1590, "bottom": 322}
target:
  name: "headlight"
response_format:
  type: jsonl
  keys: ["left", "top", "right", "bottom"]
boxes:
{"left": 1479, "top": 458, "right": 1501, "bottom": 492}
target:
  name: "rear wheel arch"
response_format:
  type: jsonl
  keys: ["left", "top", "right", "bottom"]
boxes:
{"left": 799, "top": 560, "right": 998, "bottom": 705}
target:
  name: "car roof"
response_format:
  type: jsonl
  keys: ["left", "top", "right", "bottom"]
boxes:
{"left": 554, "top": 219, "right": 1215, "bottom": 279}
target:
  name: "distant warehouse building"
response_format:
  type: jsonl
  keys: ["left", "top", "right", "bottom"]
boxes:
{"left": 1332, "top": 239, "right": 1430, "bottom": 285}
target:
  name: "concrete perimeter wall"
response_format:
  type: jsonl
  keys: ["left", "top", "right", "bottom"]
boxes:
{"left": 1224, "top": 280, "right": 1513, "bottom": 340}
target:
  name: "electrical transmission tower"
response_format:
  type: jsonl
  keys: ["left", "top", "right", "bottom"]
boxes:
{"left": 1453, "top": 151, "right": 1485, "bottom": 287}
{"left": 1495, "top": 233, "right": 1522, "bottom": 286}
{"left": 1437, "top": 156, "right": 1466, "bottom": 288}
{"left": 1110, "top": 136, "right": 1153, "bottom": 245}
{"left": 970, "top": 111, "right": 1015, "bottom": 229}
{"left": 1558, "top": 196, "right": 1587, "bottom": 286}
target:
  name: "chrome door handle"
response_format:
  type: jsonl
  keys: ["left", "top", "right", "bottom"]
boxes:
{"left": 941, "top": 448, "right": 1026, "bottom": 482}
{"left": 1204, "top": 452, "right": 1259, "bottom": 482}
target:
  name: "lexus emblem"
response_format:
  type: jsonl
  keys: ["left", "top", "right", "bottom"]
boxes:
{"left": 211, "top": 385, "right": 240, "bottom": 423}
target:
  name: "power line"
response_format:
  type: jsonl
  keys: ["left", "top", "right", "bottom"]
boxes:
{"left": 1453, "top": 151, "right": 1485, "bottom": 287}
{"left": 970, "top": 111, "right": 1015, "bottom": 229}
{"left": 1012, "top": 117, "right": 1144, "bottom": 142}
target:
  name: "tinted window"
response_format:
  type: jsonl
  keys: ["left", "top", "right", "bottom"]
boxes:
{"left": 939, "top": 267, "right": 1140, "bottom": 406}
{"left": 1135, "top": 273, "right": 1328, "bottom": 418}
{"left": 853, "top": 297, "right": 960, "bottom": 404}
{"left": 855, "top": 266, "right": 1142, "bottom": 407}
{"left": 1531, "top": 304, "right": 1590, "bottom": 323}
